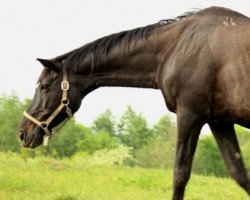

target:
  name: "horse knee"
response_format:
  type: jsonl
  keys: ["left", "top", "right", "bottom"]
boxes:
{"left": 174, "top": 171, "right": 190, "bottom": 189}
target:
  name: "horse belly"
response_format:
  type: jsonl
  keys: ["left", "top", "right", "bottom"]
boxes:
{"left": 214, "top": 62, "right": 250, "bottom": 125}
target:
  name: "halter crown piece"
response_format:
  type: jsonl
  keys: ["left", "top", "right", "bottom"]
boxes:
{"left": 23, "top": 70, "right": 73, "bottom": 146}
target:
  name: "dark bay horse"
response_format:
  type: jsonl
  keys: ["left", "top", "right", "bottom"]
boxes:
{"left": 19, "top": 7, "right": 250, "bottom": 199}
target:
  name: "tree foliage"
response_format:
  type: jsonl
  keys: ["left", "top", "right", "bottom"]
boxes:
{"left": 0, "top": 93, "right": 28, "bottom": 152}
{"left": 76, "top": 130, "right": 118, "bottom": 154}
{"left": 91, "top": 108, "right": 116, "bottom": 136}
{"left": 193, "top": 135, "right": 228, "bottom": 177}
{"left": 135, "top": 115, "right": 177, "bottom": 169}
{"left": 117, "top": 106, "right": 152, "bottom": 150}
{"left": 1, "top": 94, "right": 250, "bottom": 177}
{"left": 45, "top": 120, "right": 86, "bottom": 157}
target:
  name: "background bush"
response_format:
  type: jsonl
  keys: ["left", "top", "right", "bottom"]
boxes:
{"left": 1, "top": 93, "right": 250, "bottom": 177}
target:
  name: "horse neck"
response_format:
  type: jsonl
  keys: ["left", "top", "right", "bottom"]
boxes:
{"left": 77, "top": 34, "right": 164, "bottom": 89}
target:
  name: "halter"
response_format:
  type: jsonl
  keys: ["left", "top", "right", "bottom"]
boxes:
{"left": 23, "top": 70, "right": 73, "bottom": 146}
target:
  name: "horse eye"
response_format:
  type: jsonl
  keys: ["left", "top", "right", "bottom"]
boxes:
{"left": 41, "top": 84, "right": 49, "bottom": 92}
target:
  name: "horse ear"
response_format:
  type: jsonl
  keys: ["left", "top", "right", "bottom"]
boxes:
{"left": 37, "top": 58, "right": 60, "bottom": 72}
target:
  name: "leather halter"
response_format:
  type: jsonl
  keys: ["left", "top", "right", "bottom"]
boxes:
{"left": 23, "top": 71, "right": 73, "bottom": 146}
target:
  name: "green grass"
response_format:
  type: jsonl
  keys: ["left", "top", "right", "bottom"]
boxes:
{"left": 0, "top": 152, "right": 249, "bottom": 200}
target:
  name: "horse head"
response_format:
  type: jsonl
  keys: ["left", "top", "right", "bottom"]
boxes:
{"left": 18, "top": 59, "right": 83, "bottom": 148}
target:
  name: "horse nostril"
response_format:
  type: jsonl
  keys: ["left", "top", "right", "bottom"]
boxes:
{"left": 19, "top": 130, "right": 25, "bottom": 141}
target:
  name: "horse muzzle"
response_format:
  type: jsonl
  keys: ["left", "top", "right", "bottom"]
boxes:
{"left": 18, "top": 129, "right": 44, "bottom": 148}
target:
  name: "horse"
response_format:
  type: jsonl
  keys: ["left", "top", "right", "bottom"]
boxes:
{"left": 18, "top": 6, "right": 250, "bottom": 200}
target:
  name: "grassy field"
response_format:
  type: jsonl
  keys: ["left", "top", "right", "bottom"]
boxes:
{"left": 0, "top": 152, "right": 249, "bottom": 200}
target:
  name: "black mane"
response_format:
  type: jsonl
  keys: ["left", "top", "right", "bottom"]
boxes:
{"left": 53, "top": 10, "right": 197, "bottom": 73}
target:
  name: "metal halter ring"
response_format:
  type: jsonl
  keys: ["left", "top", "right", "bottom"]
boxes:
{"left": 41, "top": 121, "right": 49, "bottom": 129}
{"left": 61, "top": 99, "right": 70, "bottom": 106}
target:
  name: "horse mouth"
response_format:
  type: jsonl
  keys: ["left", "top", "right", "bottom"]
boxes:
{"left": 30, "top": 134, "right": 44, "bottom": 148}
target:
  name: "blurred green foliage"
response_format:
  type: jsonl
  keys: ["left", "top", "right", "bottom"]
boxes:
{"left": 1, "top": 93, "right": 250, "bottom": 177}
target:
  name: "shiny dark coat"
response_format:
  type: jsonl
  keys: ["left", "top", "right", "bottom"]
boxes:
{"left": 19, "top": 7, "right": 250, "bottom": 200}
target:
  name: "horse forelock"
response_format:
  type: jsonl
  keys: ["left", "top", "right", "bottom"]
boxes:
{"left": 37, "top": 68, "right": 57, "bottom": 84}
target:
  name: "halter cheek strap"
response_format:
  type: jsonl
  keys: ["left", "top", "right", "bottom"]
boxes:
{"left": 23, "top": 71, "right": 73, "bottom": 146}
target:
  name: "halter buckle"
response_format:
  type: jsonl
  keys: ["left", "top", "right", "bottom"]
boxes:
{"left": 61, "top": 81, "right": 69, "bottom": 91}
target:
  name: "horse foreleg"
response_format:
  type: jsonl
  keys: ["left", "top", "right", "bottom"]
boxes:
{"left": 209, "top": 122, "right": 250, "bottom": 196}
{"left": 172, "top": 110, "right": 203, "bottom": 200}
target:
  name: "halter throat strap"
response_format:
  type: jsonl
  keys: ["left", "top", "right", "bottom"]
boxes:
{"left": 23, "top": 71, "right": 73, "bottom": 146}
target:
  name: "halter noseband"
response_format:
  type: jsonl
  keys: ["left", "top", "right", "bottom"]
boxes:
{"left": 23, "top": 71, "right": 73, "bottom": 146}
